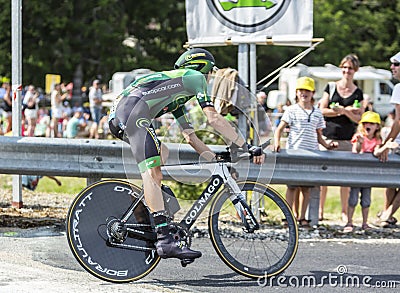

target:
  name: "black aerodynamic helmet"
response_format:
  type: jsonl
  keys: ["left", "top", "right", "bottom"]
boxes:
{"left": 174, "top": 48, "right": 216, "bottom": 74}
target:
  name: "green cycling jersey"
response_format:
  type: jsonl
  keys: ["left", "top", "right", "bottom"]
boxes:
{"left": 109, "top": 68, "right": 214, "bottom": 129}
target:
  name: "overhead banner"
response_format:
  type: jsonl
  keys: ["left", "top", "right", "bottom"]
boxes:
{"left": 186, "top": 0, "right": 313, "bottom": 47}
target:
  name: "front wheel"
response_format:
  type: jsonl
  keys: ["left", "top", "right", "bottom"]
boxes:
{"left": 209, "top": 181, "right": 298, "bottom": 279}
{"left": 66, "top": 179, "right": 160, "bottom": 283}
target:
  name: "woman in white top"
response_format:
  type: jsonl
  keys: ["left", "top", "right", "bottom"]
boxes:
{"left": 50, "top": 83, "right": 67, "bottom": 137}
{"left": 23, "top": 85, "right": 39, "bottom": 137}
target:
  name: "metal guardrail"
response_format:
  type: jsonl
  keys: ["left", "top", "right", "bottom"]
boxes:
{"left": 1, "top": 136, "right": 400, "bottom": 188}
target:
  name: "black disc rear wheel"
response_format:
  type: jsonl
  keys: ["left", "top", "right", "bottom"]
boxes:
{"left": 66, "top": 179, "right": 160, "bottom": 283}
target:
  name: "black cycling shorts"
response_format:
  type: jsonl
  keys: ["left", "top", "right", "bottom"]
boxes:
{"left": 109, "top": 96, "right": 161, "bottom": 173}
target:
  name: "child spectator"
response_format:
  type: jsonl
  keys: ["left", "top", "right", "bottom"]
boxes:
{"left": 344, "top": 111, "right": 382, "bottom": 232}
{"left": 274, "top": 77, "right": 337, "bottom": 228}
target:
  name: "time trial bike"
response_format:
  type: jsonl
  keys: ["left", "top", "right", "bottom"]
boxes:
{"left": 66, "top": 142, "right": 298, "bottom": 283}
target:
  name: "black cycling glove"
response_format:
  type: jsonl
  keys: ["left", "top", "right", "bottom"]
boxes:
{"left": 230, "top": 142, "right": 263, "bottom": 158}
{"left": 246, "top": 143, "right": 263, "bottom": 157}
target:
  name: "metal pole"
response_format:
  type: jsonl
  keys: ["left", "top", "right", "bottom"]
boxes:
{"left": 249, "top": 44, "right": 261, "bottom": 220}
{"left": 237, "top": 44, "right": 249, "bottom": 140}
{"left": 249, "top": 44, "right": 257, "bottom": 96}
{"left": 11, "top": 0, "right": 23, "bottom": 208}
{"left": 238, "top": 44, "right": 249, "bottom": 87}
{"left": 249, "top": 43, "right": 259, "bottom": 146}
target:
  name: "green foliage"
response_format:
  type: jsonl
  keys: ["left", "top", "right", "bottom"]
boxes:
{"left": 167, "top": 180, "right": 210, "bottom": 201}
{"left": 35, "top": 176, "right": 86, "bottom": 195}
{"left": 1, "top": 0, "right": 399, "bottom": 89}
{"left": 0, "top": 175, "right": 86, "bottom": 194}
{"left": 312, "top": 0, "right": 400, "bottom": 68}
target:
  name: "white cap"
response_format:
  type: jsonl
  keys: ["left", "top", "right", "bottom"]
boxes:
{"left": 390, "top": 52, "right": 400, "bottom": 63}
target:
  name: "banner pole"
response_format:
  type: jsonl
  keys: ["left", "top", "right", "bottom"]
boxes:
{"left": 11, "top": 0, "right": 23, "bottom": 208}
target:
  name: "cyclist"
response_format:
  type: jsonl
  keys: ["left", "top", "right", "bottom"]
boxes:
{"left": 108, "top": 48, "right": 265, "bottom": 261}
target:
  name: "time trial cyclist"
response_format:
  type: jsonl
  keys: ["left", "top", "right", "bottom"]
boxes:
{"left": 108, "top": 48, "right": 265, "bottom": 260}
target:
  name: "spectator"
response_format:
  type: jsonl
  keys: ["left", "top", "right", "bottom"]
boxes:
{"left": 381, "top": 109, "right": 400, "bottom": 148}
{"left": 344, "top": 111, "right": 382, "bottom": 232}
{"left": 274, "top": 77, "right": 337, "bottom": 228}
{"left": 376, "top": 51, "right": 400, "bottom": 226}
{"left": 23, "top": 85, "right": 39, "bottom": 137}
{"left": 256, "top": 91, "right": 271, "bottom": 139}
{"left": 64, "top": 108, "right": 88, "bottom": 138}
{"left": 318, "top": 54, "right": 364, "bottom": 222}
{"left": 256, "top": 90, "right": 268, "bottom": 111}
{"left": 22, "top": 175, "right": 62, "bottom": 191}
{"left": 35, "top": 108, "right": 51, "bottom": 137}
{"left": 97, "top": 110, "right": 110, "bottom": 139}
{"left": 272, "top": 102, "right": 284, "bottom": 131}
{"left": 363, "top": 94, "right": 374, "bottom": 112}
{"left": 61, "top": 82, "right": 73, "bottom": 108}
{"left": 50, "top": 83, "right": 68, "bottom": 138}
{"left": 379, "top": 51, "right": 400, "bottom": 159}
{"left": 88, "top": 79, "right": 103, "bottom": 139}
{"left": 384, "top": 109, "right": 395, "bottom": 127}
{"left": 0, "top": 77, "right": 12, "bottom": 134}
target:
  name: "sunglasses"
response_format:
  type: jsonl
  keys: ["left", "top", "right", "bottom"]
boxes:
{"left": 392, "top": 62, "right": 400, "bottom": 67}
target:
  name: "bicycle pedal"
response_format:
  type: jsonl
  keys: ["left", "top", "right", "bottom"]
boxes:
{"left": 180, "top": 258, "right": 195, "bottom": 267}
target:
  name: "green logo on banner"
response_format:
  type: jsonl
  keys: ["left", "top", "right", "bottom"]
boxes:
{"left": 206, "top": 0, "right": 291, "bottom": 33}
{"left": 219, "top": 0, "right": 277, "bottom": 11}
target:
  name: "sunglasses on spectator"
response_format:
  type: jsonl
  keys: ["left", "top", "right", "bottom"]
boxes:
{"left": 392, "top": 62, "right": 400, "bottom": 67}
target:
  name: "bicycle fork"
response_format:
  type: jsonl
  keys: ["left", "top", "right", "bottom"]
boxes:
{"left": 226, "top": 177, "right": 260, "bottom": 233}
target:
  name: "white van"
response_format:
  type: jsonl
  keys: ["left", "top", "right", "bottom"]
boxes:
{"left": 267, "top": 63, "right": 394, "bottom": 117}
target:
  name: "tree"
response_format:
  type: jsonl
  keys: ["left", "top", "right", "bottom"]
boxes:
{"left": 312, "top": 0, "right": 400, "bottom": 68}
{"left": 1, "top": 0, "right": 400, "bottom": 92}
{"left": 1, "top": 1, "right": 131, "bottom": 88}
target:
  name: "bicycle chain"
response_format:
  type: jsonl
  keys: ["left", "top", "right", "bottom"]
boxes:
{"left": 108, "top": 239, "right": 156, "bottom": 252}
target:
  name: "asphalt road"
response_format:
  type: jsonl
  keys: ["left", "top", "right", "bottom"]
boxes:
{"left": 0, "top": 227, "right": 399, "bottom": 292}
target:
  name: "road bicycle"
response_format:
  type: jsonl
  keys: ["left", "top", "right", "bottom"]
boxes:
{"left": 66, "top": 142, "right": 298, "bottom": 283}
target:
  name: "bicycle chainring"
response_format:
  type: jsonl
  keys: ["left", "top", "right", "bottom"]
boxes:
{"left": 169, "top": 223, "right": 192, "bottom": 248}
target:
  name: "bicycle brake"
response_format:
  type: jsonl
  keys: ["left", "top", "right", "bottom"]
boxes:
{"left": 232, "top": 196, "right": 260, "bottom": 233}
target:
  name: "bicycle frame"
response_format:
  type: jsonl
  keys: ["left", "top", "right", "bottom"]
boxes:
{"left": 113, "top": 160, "right": 259, "bottom": 245}
{"left": 162, "top": 161, "right": 253, "bottom": 231}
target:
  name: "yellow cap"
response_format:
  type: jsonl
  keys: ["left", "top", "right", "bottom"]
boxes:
{"left": 296, "top": 76, "right": 315, "bottom": 91}
{"left": 1, "top": 77, "right": 10, "bottom": 83}
{"left": 360, "top": 111, "right": 381, "bottom": 124}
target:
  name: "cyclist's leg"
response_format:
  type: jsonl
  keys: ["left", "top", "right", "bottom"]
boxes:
{"left": 110, "top": 96, "right": 165, "bottom": 212}
{"left": 135, "top": 132, "right": 200, "bottom": 259}
{"left": 112, "top": 97, "right": 200, "bottom": 259}
{"left": 160, "top": 142, "right": 169, "bottom": 165}
{"left": 139, "top": 143, "right": 170, "bottom": 210}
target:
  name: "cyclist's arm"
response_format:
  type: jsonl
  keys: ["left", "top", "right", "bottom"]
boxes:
{"left": 172, "top": 107, "right": 215, "bottom": 161}
{"left": 202, "top": 106, "right": 245, "bottom": 147}
{"left": 203, "top": 106, "right": 264, "bottom": 164}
